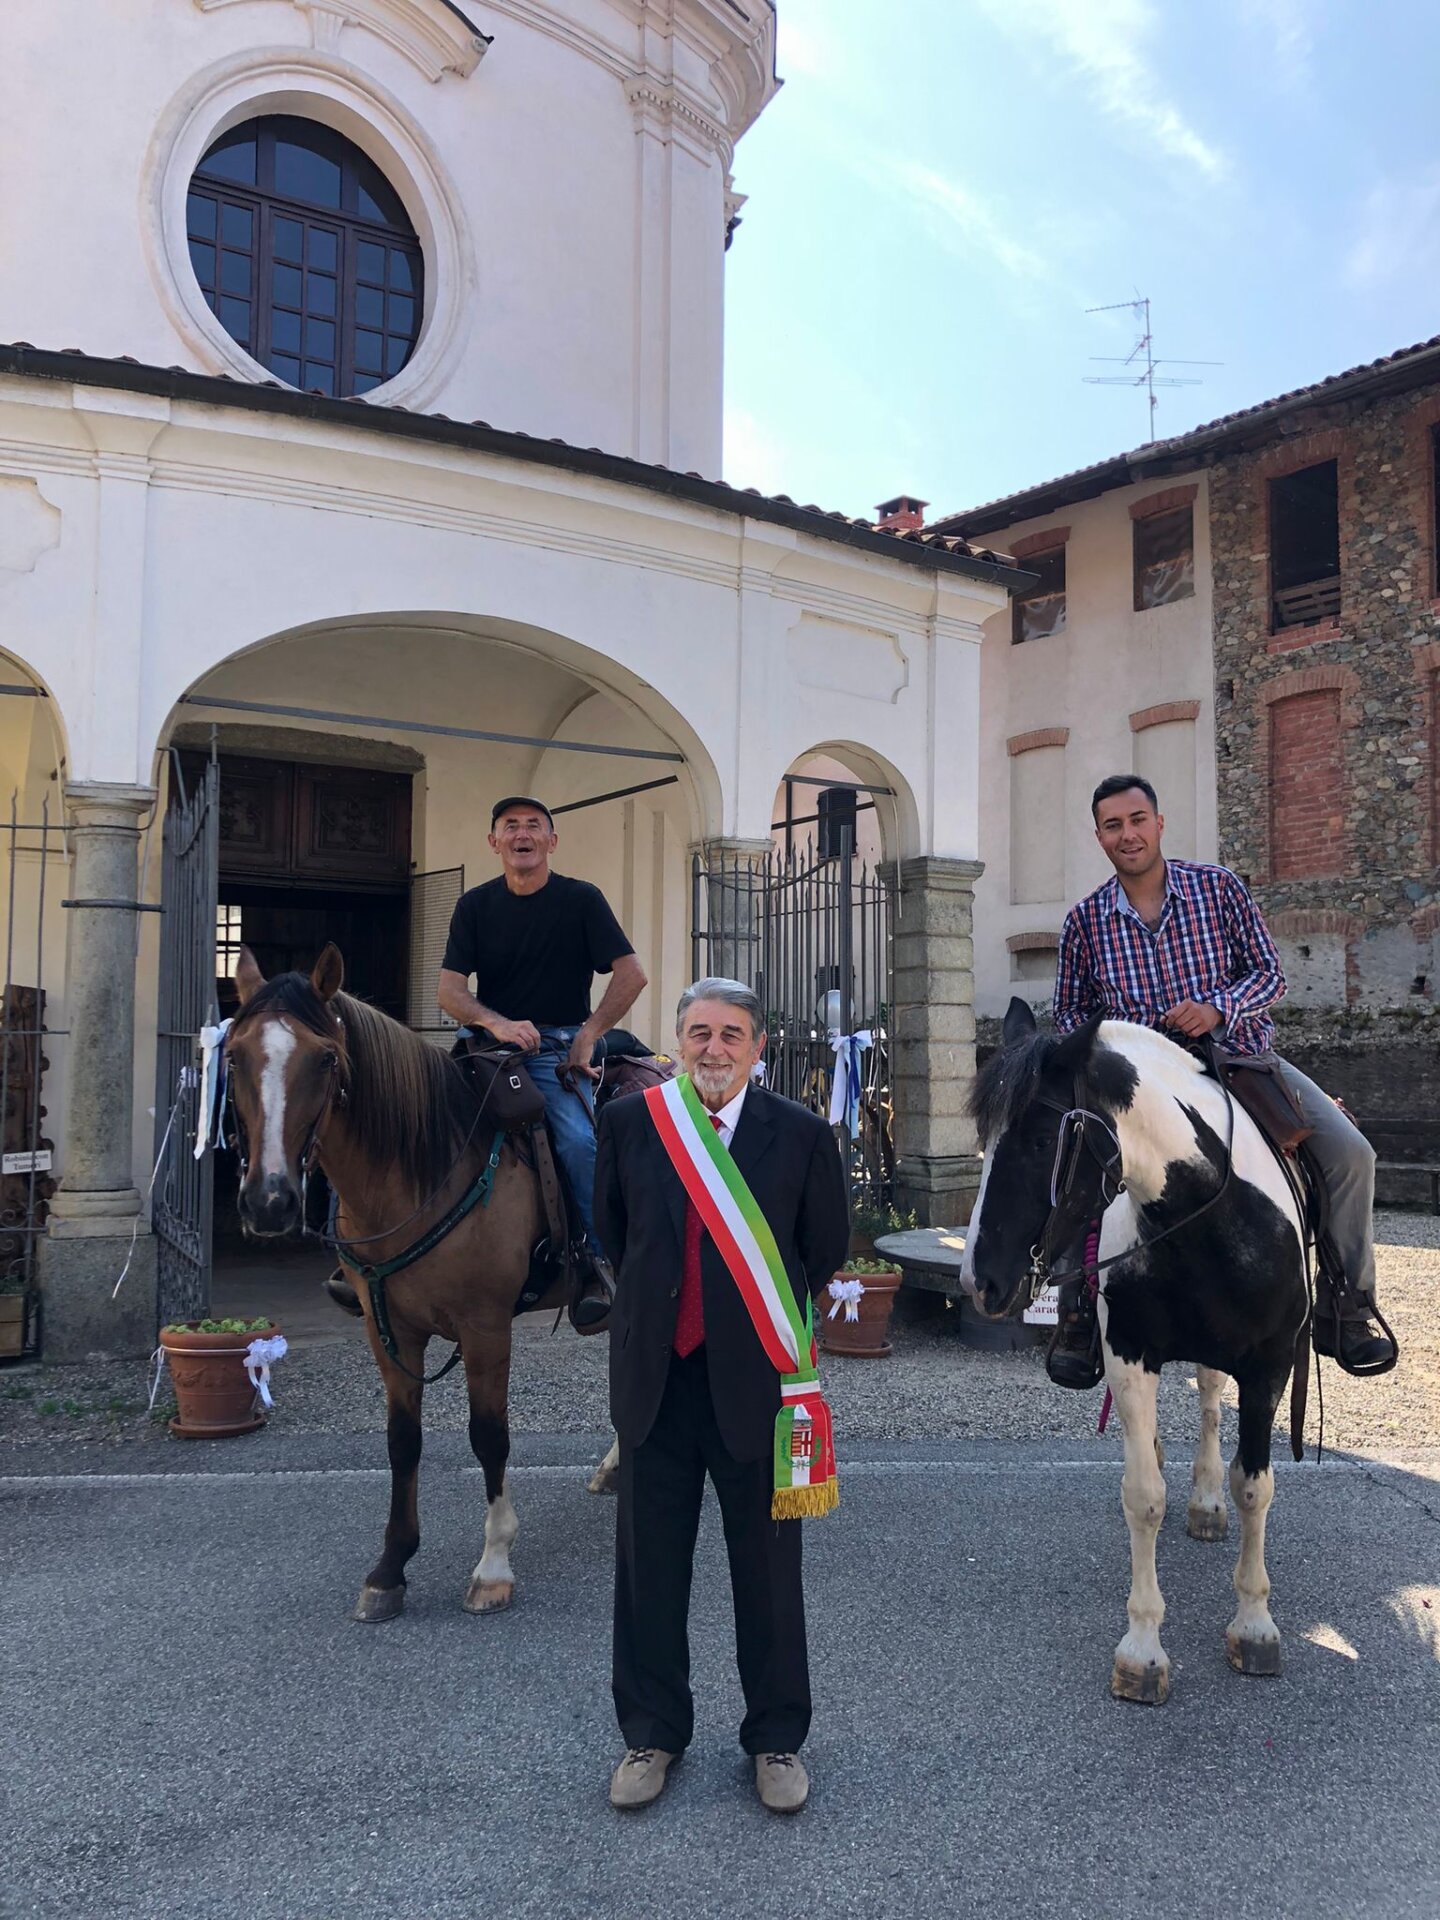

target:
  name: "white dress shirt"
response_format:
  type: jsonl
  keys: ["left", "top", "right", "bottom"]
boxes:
{"left": 704, "top": 1083, "right": 747, "bottom": 1148}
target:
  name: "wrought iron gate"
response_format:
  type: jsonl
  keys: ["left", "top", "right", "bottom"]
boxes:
{"left": 153, "top": 756, "right": 219, "bottom": 1325}
{"left": 691, "top": 832, "right": 894, "bottom": 1207}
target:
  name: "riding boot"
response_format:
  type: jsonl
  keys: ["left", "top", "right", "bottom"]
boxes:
{"left": 1045, "top": 1275, "right": 1104, "bottom": 1390}
{"left": 324, "top": 1269, "right": 364, "bottom": 1318}
{"left": 1312, "top": 1272, "right": 1398, "bottom": 1375}
{"left": 569, "top": 1245, "right": 615, "bottom": 1335}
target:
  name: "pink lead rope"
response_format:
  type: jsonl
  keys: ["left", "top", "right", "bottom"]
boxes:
{"left": 1083, "top": 1221, "right": 1114, "bottom": 1434}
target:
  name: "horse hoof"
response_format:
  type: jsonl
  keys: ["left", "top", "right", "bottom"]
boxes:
{"left": 1227, "top": 1632, "right": 1282, "bottom": 1677}
{"left": 463, "top": 1578, "right": 514, "bottom": 1615}
{"left": 1186, "top": 1503, "right": 1229, "bottom": 1542}
{"left": 588, "top": 1464, "right": 619, "bottom": 1496}
{"left": 353, "top": 1584, "right": 405, "bottom": 1623}
{"left": 1111, "top": 1656, "right": 1170, "bottom": 1705}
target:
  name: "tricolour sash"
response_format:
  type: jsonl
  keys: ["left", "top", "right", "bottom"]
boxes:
{"left": 644, "top": 1073, "right": 838, "bottom": 1519}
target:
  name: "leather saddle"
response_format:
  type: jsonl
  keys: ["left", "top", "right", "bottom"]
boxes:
{"left": 451, "top": 1037, "right": 576, "bottom": 1316}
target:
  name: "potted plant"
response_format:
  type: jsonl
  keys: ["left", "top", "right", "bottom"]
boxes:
{"left": 820, "top": 1257, "right": 903, "bottom": 1359}
{"left": 158, "top": 1316, "right": 285, "bottom": 1440}
{"left": 847, "top": 1200, "right": 917, "bottom": 1262}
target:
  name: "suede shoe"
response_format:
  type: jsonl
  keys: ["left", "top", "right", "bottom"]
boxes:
{"left": 1313, "top": 1294, "right": 1398, "bottom": 1375}
{"left": 609, "top": 1748, "right": 677, "bottom": 1810}
{"left": 755, "top": 1752, "right": 809, "bottom": 1814}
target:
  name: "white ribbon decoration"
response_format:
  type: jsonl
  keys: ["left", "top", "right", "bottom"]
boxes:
{"left": 146, "top": 1345, "right": 168, "bottom": 1411}
{"left": 826, "top": 1277, "right": 866, "bottom": 1323}
{"left": 244, "top": 1334, "right": 288, "bottom": 1409}
{"left": 195, "top": 1019, "right": 233, "bottom": 1159}
{"left": 827, "top": 1029, "right": 873, "bottom": 1133}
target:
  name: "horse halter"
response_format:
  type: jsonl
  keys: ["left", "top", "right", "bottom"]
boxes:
{"left": 1023, "top": 1076, "right": 1127, "bottom": 1304}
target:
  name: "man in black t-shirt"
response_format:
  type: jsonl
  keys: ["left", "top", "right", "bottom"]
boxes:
{"left": 438, "top": 797, "right": 646, "bottom": 1319}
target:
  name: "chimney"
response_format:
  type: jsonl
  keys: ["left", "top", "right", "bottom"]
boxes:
{"left": 875, "top": 494, "right": 929, "bottom": 533}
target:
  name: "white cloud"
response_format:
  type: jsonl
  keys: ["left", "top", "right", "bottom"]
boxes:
{"left": 1345, "top": 168, "right": 1440, "bottom": 289}
{"left": 975, "top": 0, "right": 1228, "bottom": 179}
{"left": 1238, "top": 0, "right": 1317, "bottom": 93}
{"left": 875, "top": 158, "right": 1049, "bottom": 280}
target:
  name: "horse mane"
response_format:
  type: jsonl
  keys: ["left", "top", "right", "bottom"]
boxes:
{"left": 970, "top": 1018, "right": 1148, "bottom": 1148}
{"left": 232, "top": 974, "right": 479, "bottom": 1194}
{"left": 968, "top": 1027, "right": 1057, "bottom": 1148}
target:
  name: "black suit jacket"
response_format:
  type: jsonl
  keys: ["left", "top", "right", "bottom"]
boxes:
{"left": 595, "top": 1083, "right": 850, "bottom": 1460}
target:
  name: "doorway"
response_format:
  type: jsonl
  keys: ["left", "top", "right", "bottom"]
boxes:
{"left": 184, "top": 748, "right": 416, "bottom": 1328}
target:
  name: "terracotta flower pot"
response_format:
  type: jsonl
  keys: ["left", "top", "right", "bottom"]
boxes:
{"left": 819, "top": 1269, "right": 902, "bottom": 1359}
{"left": 160, "top": 1322, "right": 275, "bottom": 1439}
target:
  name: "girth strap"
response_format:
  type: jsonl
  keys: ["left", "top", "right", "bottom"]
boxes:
{"left": 337, "top": 1130, "right": 506, "bottom": 1385}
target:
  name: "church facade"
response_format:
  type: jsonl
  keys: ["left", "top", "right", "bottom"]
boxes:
{"left": 1, "top": 0, "right": 1023, "bottom": 1358}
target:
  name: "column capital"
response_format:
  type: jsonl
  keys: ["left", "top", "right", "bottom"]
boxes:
{"left": 881, "top": 856, "right": 985, "bottom": 892}
{"left": 696, "top": 836, "right": 772, "bottom": 861}
{"left": 63, "top": 782, "right": 157, "bottom": 829}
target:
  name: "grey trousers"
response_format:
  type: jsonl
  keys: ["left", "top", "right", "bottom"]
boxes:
{"left": 1271, "top": 1055, "right": 1378, "bottom": 1298}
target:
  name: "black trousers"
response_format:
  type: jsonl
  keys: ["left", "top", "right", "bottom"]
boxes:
{"left": 612, "top": 1346, "right": 811, "bottom": 1756}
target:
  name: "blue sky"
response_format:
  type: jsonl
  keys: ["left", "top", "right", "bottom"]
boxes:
{"left": 722, "top": 0, "right": 1440, "bottom": 521}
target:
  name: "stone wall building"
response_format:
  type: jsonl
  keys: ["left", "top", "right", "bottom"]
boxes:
{"left": 938, "top": 337, "right": 1440, "bottom": 1190}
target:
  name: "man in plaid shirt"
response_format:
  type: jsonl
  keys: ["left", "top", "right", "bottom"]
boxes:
{"left": 1046, "top": 774, "right": 1394, "bottom": 1384}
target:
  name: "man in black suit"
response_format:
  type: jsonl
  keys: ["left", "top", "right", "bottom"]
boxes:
{"left": 595, "top": 976, "right": 848, "bottom": 1815}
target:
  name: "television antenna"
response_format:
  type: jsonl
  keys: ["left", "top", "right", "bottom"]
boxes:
{"left": 1084, "top": 294, "right": 1221, "bottom": 444}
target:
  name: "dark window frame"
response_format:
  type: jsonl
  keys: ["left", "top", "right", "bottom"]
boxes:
{"left": 1012, "top": 547, "right": 1067, "bottom": 644}
{"left": 1133, "top": 504, "right": 1196, "bottom": 611}
{"left": 1268, "top": 458, "right": 1341, "bottom": 631}
{"left": 189, "top": 116, "right": 423, "bottom": 399}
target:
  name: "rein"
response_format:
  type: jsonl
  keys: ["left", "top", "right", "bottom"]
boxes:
{"left": 227, "top": 1010, "right": 507, "bottom": 1387}
{"left": 1019, "top": 1041, "right": 1237, "bottom": 1305}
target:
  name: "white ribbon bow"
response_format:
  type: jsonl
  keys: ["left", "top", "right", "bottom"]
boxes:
{"left": 195, "top": 1019, "right": 233, "bottom": 1159}
{"left": 826, "top": 1277, "right": 866, "bottom": 1323}
{"left": 827, "top": 1029, "right": 873, "bottom": 1134}
{"left": 244, "top": 1334, "right": 288, "bottom": 1409}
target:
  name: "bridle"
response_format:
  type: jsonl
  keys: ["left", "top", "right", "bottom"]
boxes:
{"left": 998, "top": 1044, "right": 1237, "bottom": 1317}
{"left": 225, "top": 1015, "right": 349, "bottom": 1203}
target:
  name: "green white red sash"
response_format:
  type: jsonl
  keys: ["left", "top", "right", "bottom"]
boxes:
{"left": 644, "top": 1072, "right": 838, "bottom": 1519}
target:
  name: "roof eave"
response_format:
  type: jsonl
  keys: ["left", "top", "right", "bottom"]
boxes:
{"left": 0, "top": 344, "right": 1029, "bottom": 591}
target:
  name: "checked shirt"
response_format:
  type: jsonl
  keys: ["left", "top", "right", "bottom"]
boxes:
{"left": 1053, "top": 859, "right": 1286, "bottom": 1056}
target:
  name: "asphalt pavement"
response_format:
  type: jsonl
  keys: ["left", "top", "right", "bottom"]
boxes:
{"left": 5, "top": 1431, "right": 1440, "bottom": 1920}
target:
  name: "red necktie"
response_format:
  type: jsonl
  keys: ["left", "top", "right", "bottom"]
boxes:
{"left": 673, "top": 1114, "right": 724, "bottom": 1358}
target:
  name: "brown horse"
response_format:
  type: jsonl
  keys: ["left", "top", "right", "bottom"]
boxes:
{"left": 227, "top": 942, "right": 562, "bottom": 1623}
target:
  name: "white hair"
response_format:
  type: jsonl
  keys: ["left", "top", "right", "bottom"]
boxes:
{"left": 675, "top": 977, "right": 763, "bottom": 1041}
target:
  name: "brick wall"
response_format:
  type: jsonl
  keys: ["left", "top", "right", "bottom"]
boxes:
{"left": 1210, "top": 387, "right": 1440, "bottom": 1006}
{"left": 1269, "top": 687, "right": 1343, "bottom": 878}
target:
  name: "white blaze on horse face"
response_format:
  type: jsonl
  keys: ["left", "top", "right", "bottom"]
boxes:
{"left": 259, "top": 1018, "right": 298, "bottom": 1177}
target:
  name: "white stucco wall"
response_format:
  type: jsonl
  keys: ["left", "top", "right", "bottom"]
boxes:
{"left": 2, "top": 0, "right": 774, "bottom": 474}
{"left": 0, "top": 369, "right": 1008, "bottom": 1186}
{"left": 972, "top": 473, "right": 1217, "bottom": 1015}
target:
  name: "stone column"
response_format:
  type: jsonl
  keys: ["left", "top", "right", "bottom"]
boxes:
{"left": 882, "top": 856, "right": 984, "bottom": 1228}
{"left": 695, "top": 837, "right": 771, "bottom": 987}
{"left": 39, "top": 782, "right": 158, "bottom": 1360}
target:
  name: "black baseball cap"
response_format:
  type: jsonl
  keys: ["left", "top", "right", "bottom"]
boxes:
{"left": 490, "top": 795, "right": 555, "bottom": 830}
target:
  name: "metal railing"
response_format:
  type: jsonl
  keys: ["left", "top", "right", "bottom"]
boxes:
{"left": 691, "top": 832, "right": 894, "bottom": 1209}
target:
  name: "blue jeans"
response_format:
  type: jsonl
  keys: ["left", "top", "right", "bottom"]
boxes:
{"left": 527, "top": 1027, "right": 600, "bottom": 1253}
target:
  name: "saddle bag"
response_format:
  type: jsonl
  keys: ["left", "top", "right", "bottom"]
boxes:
{"left": 594, "top": 1047, "right": 677, "bottom": 1120}
{"left": 452, "top": 1038, "right": 547, "bottom": 1129}
{"left": 1210, "top": 1048, "right": 1314, "bottom": 1155}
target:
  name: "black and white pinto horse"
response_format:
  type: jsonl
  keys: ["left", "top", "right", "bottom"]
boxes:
{"left": 962, "top": 1001, "right": 1308, "bottom": 1705}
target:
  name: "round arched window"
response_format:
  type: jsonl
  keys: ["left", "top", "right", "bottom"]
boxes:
{"left": 187, "top": 116, "right": 423, "bottom": 397}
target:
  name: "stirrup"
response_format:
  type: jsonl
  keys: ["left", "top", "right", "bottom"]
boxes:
{"left": 1312, "top": 1294, "right": 1399, "bottom": 1378}
{"left": 568, "top": 1247, "right": 615, "bottom": 1335}
{"left": 323, "top": 1268, "right": 364, "bottom": 1318}
{"left": 1045, "top": 1315, "right": 1105, "bottom": 1391}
